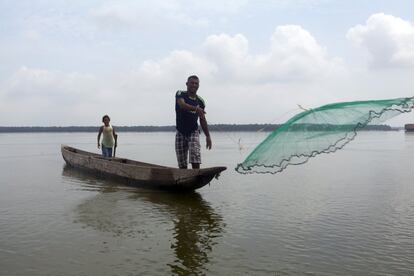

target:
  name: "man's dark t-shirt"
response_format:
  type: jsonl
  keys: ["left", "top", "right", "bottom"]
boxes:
{"left": 175, "top": 90, "right": 205, "bottom": 136}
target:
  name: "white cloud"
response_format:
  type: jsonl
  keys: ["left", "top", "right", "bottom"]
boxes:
{"left": 266, "top": 0, "right": 334, "bottom": 10}
{"left": 189, "top": 0, "right": 248, "bottom": 14}
{"left": 3, "top": 2, "right": 414, "bottom": 127}
{"left": 347, "top": 13, "right": 414, "bottom": 68}
{"left": 123, "top": 25, "right": 344, "bottom": 89}
{"left": 0, "top": 26, "right": 346, "bottom": 126}
{"left": 202, "top": 33, "right": 249, "bottom": 80}
{"left": 264, "top": 25, "right": 344, "bottom": 82}
{"left": 90, "top": 0, "right": 245, "bottom": 30}
{"left": 132, "top": 50, "right": 216, "bottom": 87}
{"left": 0, "top": 67, "right": 102, "bottom": 126}
{"left": 23, "top": 30, "right": 41, "bottom": 41}
{"left": 0, "top": 23, "right": 351, "bottom": 126}
{"left": 202, "top": 26, "right": 345, "bottom": 83}
{"left": 120, "top": 27, "right": 346, "bottom": 124}
{"left": 5, "top": 67, "right": 96, "bottom": 102}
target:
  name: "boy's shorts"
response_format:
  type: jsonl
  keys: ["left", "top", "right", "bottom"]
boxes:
{"left": 101, "top": 145, "right": 113, "bottom": 157}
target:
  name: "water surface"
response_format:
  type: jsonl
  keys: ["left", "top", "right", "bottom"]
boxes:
{"left": 1, "top": 131, "right": 414, "bottom": 275}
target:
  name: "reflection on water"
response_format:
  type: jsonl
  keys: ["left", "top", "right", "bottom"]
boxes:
{"left": 132, "top": 190, "right": 224, "bottom": 275}
{"left": 62, "top": 165, "right": 224, "bottom": 275}
{"left": 62, "top": 165, "right": 123, "bottom": 193}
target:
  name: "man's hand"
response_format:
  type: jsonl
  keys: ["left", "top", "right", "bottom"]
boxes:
{"left": 206, "top": 136, "right": 212, "bottom": 150}
{"left": 196, "top": 106, "right": 206, "bottom": 119}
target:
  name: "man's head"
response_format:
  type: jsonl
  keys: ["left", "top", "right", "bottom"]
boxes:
{"left": 186, "top": 75, "right": 199, "bottom": 94}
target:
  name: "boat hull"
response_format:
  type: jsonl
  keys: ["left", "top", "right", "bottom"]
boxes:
{"left": 405, "top": 124, "right": 414, "bottom": 132}
{"left": 61, "top": 145, "right": 226, "bottom": 190}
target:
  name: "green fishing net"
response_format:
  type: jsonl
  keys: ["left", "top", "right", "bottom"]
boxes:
{"left": 236, "top": 97, "right": 414, "bottom": 174}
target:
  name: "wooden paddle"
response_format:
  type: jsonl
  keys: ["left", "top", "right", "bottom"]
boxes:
{"left": 113, "top": 134, "right": 118, "bottom": 157}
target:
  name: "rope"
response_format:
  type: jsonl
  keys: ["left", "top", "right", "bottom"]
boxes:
{"left": 210, "top": 106, "right": 301, "bottom": 153}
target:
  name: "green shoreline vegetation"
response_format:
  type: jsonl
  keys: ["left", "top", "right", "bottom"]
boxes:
{"left": 0, "top": 124, "right": 401, "bottom": 133}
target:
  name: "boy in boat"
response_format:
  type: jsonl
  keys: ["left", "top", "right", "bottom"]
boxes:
{"left": 97, "top": 115, "right": 117, "bottom": 157}
{"left": 175, "top": 75, "right": 212, "bottom": 169}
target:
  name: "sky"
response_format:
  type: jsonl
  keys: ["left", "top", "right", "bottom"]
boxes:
{"left": 1, "top": 0, "right": 414, "bottom": 126}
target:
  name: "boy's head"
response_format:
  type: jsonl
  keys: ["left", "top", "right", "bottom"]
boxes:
{"left": 102, "top": 115, "right": 110, "bottom": 124}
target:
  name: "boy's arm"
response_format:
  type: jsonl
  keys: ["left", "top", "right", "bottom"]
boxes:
{"left": 97, "top": 126, "right": 103, "bottom": 148}
{"left": 113, "top": 128, "right": 117, "bottom": 147}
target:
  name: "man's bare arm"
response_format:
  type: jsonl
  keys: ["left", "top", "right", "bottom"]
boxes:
{"left": 200, "top": 116, "right": 212, "bottom": 150}
{"left": 177, "top": 98, "right": 206, "bottom": 117}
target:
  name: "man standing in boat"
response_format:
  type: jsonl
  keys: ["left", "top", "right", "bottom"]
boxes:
{"left": 175, "top": 75, "right": 212, "bottom": 169}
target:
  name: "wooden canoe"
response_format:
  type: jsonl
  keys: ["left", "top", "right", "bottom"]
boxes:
{"left": 61, "top": 145, "right": 226, "bottom": 190}
{"left": 405, "top": 124, "right": 414, "bottom": 132}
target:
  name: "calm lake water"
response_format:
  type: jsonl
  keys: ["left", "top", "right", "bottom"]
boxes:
{"left": 1, "top": 131, "right": 414, "bottom": 275}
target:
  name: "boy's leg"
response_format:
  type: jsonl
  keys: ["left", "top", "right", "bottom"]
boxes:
{"left": 102, "top": 145, "right": 110, "bottom": 157}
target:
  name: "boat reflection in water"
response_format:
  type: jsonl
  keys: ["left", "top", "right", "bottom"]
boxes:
{"left": 62, "top": 165, "right": 224, "bottom": 275}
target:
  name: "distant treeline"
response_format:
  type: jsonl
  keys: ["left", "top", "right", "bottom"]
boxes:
{"left": 0, "top": 124, "right": 399, "bottom": 133}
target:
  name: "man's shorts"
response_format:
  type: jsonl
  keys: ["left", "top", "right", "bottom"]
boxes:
{"left": 175, "top": 131, "right": 201, "bottom": 168}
